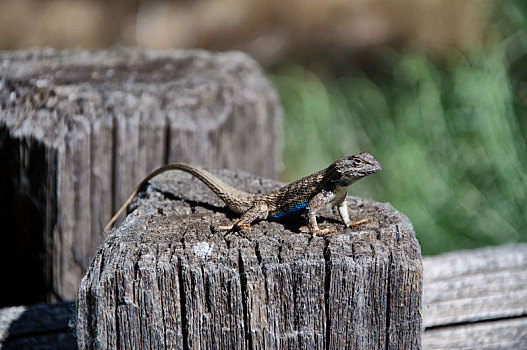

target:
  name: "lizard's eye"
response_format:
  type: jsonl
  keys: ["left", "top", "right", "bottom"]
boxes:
{"left": 353, "top": 159, "right": 364, "bottom": 167}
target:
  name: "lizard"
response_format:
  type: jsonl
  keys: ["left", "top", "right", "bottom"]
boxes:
{"left": 104, "top": 152, "right": 382, "bottom": 237}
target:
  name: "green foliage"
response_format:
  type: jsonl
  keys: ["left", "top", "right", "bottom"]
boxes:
{"left": 271, "top": 46, "right": 527, "bottom": 255}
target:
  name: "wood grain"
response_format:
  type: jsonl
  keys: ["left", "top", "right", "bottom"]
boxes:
{"left": 3, "top": 244, "right": 524, "bottom": 349}
{"left": 422, "top": 244, "right": 527, "bottom": 349}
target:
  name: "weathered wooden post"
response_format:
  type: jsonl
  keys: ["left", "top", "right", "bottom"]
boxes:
{"left": 0, "top": 49, "right": 281, "bottom": 304}
{"left": 76, "top": 169, "right": 423, "bottom": 349}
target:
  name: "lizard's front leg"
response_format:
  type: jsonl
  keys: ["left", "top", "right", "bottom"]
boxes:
{"left": 219, "top": 203, "right": 269, "bottom": 231}
{"left": 337, "top": 198, "right": 352, "bottom": 227}
{"left": 337, "top": 198, "right": 371, "bottom": 228}
{"left": 306, "top": 191, "right": 335, "bottom": 237}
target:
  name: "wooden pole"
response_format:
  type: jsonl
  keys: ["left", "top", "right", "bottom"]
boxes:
{"left": 0, "top": 49, "right": 281, "bottom": 303}
{"left": 76, "top": 169, "right": 423, "bottom": 349}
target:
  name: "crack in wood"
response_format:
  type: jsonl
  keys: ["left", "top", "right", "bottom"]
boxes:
{"left": 113, "top": 271, "right": 121, "bottom": 350}
{"left": 323, "top": 238, "right": 332, "bottom": 350}
{"left": 385, "top": 251, "right": 393, "bottom": 350}
{"left": 254, "top": 242, "right": 263, "bottom": 266}
{"left": 177, "top": 258, "right": 189, "bottom": 350}
{"left": 111, "top": 116, "right": 118, "bottom": 216}
{"left": 424, "top": 313, "right": 527, "bottom": 331}
{"left": 238, "top": 249, "right": 253, "bottom": 349}
{"left": 163, "top": 118, "right": 170, "bottom": 165}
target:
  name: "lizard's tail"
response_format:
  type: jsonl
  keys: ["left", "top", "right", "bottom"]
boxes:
{"left": 104, "top": 163, "right": 253, "bottom": 233}
{"left": 168, "top": 163, "right": 254, "bottom": 212}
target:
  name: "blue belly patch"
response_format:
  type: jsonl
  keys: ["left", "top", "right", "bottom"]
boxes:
{"left": 270, "top": 202, "right": 308, "bottom": 219}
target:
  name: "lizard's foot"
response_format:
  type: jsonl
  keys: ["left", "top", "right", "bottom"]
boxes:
{"left": 345, "top": 218, "right": 371, "bottom": 228}
{"left": 234, "top": 222, "right": 251, "bottom": 231}
{"left": 312, "top": 226, "right": 337, "bottom": 237}
{"left": 219, "top": 222, "right": 251, "bottom": 231}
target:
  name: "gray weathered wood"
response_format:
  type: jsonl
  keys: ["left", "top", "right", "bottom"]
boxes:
{"left": 424, "top": 318, "right": 527, "bottom": 350}
{"left": 3, "top": 244, "right": 524, "bottom": 349}
{"left": 422, "top": 244, "right": 527, "bottom": 349}
{"left": 0, "top": 49, "right": 282, "bottom": 304}
{"left": 0, "top": 302, "right": 76, "bottom": 350}
{"left": 76, "top": 169, "right": 422, "bottom": 349}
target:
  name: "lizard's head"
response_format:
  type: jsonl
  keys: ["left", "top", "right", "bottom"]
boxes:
{"left": 332, "top": 152, "right": 382, "bottom": 185}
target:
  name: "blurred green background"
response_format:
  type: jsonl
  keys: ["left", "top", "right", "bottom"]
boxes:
{"left": 272, "top": 1, "right": 527, "bottom": 254}
{"left": 1, "top": 0, "right": 525, "bottom": 255}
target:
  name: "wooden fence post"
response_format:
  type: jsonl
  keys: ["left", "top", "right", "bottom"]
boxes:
{"left": 0, "top": 49, "right": 281, "bottom": 304}
{"left": 76, "top": 169, "right": 423, "bottom": 349}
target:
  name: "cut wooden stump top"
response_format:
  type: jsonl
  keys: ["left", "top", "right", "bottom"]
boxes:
{"left": 0, "top": 49, "right": 281, "bottom": 177}
{"left": 77, "top": 169, "right": 422, "bottom": 349}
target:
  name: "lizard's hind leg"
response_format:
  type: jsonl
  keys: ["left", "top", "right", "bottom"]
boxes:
{"left": 219, "top": 203, "right": 269, "bottom": 231}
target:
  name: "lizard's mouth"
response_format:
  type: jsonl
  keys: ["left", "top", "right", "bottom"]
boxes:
{"left": 361, "top": 167, "right": 381, "bottom": 176}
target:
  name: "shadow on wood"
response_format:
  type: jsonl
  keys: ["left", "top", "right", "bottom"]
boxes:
{"left": 0, "top": 302, "right": 76, "bottom": 350}
{"left": 76, "top": 169, "right": 422, "bottom": 349}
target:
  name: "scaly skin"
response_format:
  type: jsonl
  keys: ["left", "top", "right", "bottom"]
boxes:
{"left": 104, "top": 153, "right": 382, "bottom": 236}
